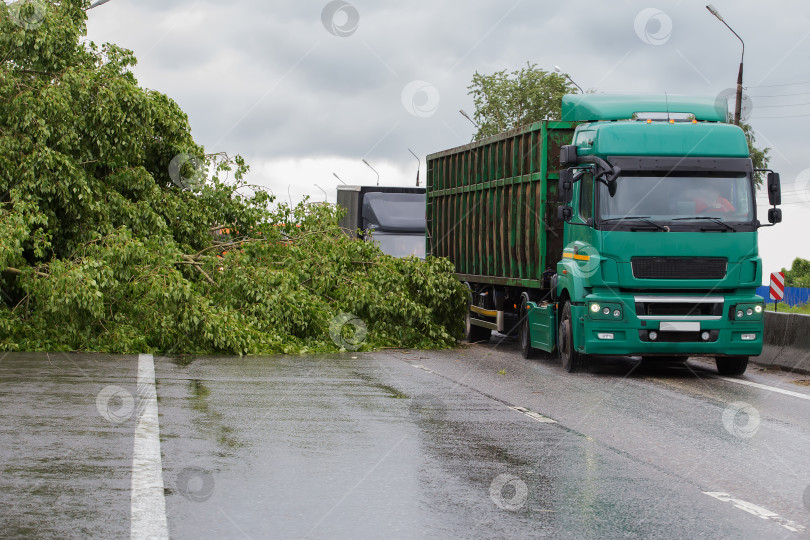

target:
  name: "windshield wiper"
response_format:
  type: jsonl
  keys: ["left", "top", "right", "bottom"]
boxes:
{"left": 672, "top": 216, "right": 736, "bottom": 232}
{"left": 601, "top": 216, "right": 669, "bottom": 232}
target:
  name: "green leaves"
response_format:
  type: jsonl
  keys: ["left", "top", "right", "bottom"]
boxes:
{"left": 0, "top": 2, "right": 465, "bottom": 354}
{"left": 468, "top": 62, "right": 578, "bottom": 140}
{"left": 782, "top": 258, "right": 810, "bottom": 288}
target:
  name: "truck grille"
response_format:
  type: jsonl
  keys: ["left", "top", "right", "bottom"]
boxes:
{"left": 632, "top": 257, "right": 727, "bottom": 280}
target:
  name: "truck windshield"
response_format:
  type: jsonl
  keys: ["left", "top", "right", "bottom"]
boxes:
{"left": 598, "top": 173, "right": 754, "bottom": 224}
{"left": 370, "top": 232, "right": 426, "bottom": 259}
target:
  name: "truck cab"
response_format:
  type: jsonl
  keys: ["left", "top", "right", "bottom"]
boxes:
{"left": 551, "top": 94, "right": 782, "bottom": 375}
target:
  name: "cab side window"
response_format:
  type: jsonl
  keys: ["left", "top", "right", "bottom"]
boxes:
{"left": 579, "top": 172, "right": 593, "bottom": 221}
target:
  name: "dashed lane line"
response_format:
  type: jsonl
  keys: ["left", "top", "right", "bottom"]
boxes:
{"left": 507, "top": 406, "right": 557, "bottom": 424}
{"left": 411, "top": 364, "right": 557, "bottom": 424}
{"left": 703, "top": 491, "right": 805, "bottom": 533}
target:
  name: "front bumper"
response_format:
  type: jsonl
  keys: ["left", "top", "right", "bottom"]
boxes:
{"left": 580, "top": 292, "right": 764, "bottom": 357}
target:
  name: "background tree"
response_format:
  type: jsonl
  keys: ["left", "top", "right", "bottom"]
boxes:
{"left": 740, "top": 121, "right": 770, "bottom": 186}
{"left": 468, "top": 62, "right": 578, "bottom": 140}
{"left": 0, "top": 0, "right": 465, "bottom": 353}
{"left": 781, "top": 257, "right": 810, "bottom": 288}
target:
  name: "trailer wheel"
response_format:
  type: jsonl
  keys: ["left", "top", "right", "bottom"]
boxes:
{"left": 558, "top": 302, "right": 586, "bottom": 373}
{"left": 715, "top": 356, "right": 748, "bottom": 376}
{"left": 518, "top": 298, "right": 534, "bottom": 359}
{"left": 465, "top": 286, "right": 491, "bottom": 343}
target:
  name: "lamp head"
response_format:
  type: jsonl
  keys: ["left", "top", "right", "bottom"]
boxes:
{"left": 706, "top": 4, "right": 723, "bottom": 21}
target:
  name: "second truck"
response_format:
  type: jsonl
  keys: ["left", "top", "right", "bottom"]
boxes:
{"left": 426, "top": 94, "right": 782, "bottom": 376}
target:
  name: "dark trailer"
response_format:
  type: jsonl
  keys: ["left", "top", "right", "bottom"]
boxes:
{"left": 337, "top": 185, "right": 426, "bottom": 258}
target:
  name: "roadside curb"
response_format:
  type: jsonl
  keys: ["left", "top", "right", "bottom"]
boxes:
{"left": 750, "top": 312, "right": 810, "bottom": 375}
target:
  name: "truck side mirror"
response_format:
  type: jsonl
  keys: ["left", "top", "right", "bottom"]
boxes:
{"left": 768, "top": 208, "right": 782, "bottom": 224}
{"left": 557, "top": 205, "right": 573, "bottom": 222}
{"left": 767, "top": 172, "right": 781, "bottom": 206}
{"left": 558, "top": 169, "right": 574, "bottom": 204}
{"left": 560, "top": 145, "right": 578, "bottom": 167}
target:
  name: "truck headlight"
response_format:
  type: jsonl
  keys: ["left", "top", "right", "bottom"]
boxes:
{"left": 591, "top": 303, "right": 600, "bottom": 313}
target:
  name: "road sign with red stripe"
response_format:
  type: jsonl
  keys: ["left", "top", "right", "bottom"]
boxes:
{"left": 770, "top": 271, "right": 785, "bottom": 300}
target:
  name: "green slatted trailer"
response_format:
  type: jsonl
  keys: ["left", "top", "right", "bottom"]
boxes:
{"left": 427, "top": 121, "right": 575, "bottom": 287}
{"left": 427, "top": 94, "right": 782, "bottom": 376}
{"left": 427, "top": 120, "right": 575, "bottom": 350}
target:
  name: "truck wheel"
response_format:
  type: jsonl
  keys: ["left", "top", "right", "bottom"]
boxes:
{"left": 715, "top": 356, "right": 748, "bottom": 376}
{"left": 518, "top": 298, "right": 534, "bottom": 359}
{"left": 465, "top": 289, "right": 491, "bottom": 343}
{"left": 558, "top": 302, "right": 586, "bottom": 373}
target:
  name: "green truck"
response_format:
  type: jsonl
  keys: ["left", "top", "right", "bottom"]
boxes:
{"left": 426, "top": 94, "right": 782, "bottom": 376}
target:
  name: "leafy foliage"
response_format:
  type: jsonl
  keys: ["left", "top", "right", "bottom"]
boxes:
{"left": 781, "top": 257, "right": 810, "bottom": 288}
{"left": 0, "top": 0, "right": 466, "bottom": 353}
{"left": 468, "top": 62, "right": 578, "bottom": 140}
{"left": 739, "top": 121, "right": 770, "bottom": 187}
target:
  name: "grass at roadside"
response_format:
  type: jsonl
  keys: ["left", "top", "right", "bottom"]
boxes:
{"left": 765, "top": 303, "right": 810, "bottom": 315}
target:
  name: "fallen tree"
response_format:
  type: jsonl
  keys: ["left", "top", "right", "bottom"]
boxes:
{"left": 0, "top": 1, "right": 465, "bottom": 354}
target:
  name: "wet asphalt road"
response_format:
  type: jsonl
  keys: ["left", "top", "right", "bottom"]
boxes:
{"left": 2, "top": 342, "right": 810, "bottom": 539}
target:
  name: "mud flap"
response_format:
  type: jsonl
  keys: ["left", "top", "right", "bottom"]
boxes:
{"left": 527, "top": 301, "right": 556, "bottom": 352}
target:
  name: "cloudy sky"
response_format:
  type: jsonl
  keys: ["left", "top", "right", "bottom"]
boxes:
{"left": 84, "top": 0, "right": 810, "bottom": 281}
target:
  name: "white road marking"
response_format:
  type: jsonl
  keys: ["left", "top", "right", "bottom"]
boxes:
{"left": 715, "top": 376, "right": 810, "bottom": 401}
{"left": 411, "top": 364, "right": 435, "bottom": 374}
{"left": 508, "top": 406, "right": 557, "bottom": 424}
{"left": 703, "top": 491, "right": 805, "bottom": 532}
{"left": 130, "top": 354, "right": 169, "bottom": 540}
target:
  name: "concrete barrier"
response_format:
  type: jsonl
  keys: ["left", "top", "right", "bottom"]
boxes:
{"left": 753, "top": 312, "right": 810, "bottom": 373}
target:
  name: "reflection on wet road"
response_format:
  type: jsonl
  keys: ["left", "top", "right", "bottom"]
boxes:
{"left": 2, "top": 342, "right": 810, "bottom": 538}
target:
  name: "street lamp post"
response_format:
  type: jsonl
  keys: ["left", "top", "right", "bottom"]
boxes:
{"left": 706, "top": 4, "right": 745, "bottom": 125}
{"left": 554, "top": 66, "right": 583, "bottom": 93}
{"left": 87, "top": 0, "right": 114, "bottom": 9}
{"left": 407, "top": 148, "right": 420, "bottom": 187}
{"left": 361, "top": 159, "right": 379, "bottom": 186}
{"left": 332, "top": 172, "right": 346, "bottom": 185}
{"left": 459, "top": 109, "right": 478, "bottom": 128}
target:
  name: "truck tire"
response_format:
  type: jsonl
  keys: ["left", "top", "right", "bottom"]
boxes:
{"left": 518, "top": 298, "right": 535, "bottom": 359}
{"left": 715, "top": 356, "right": 748, "bottom": 376}
{"left": 465, "top": 287, "right": 491, "bottom": 343}
{"left": 558, "top": 302, "right": 587, "bottom": 373}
